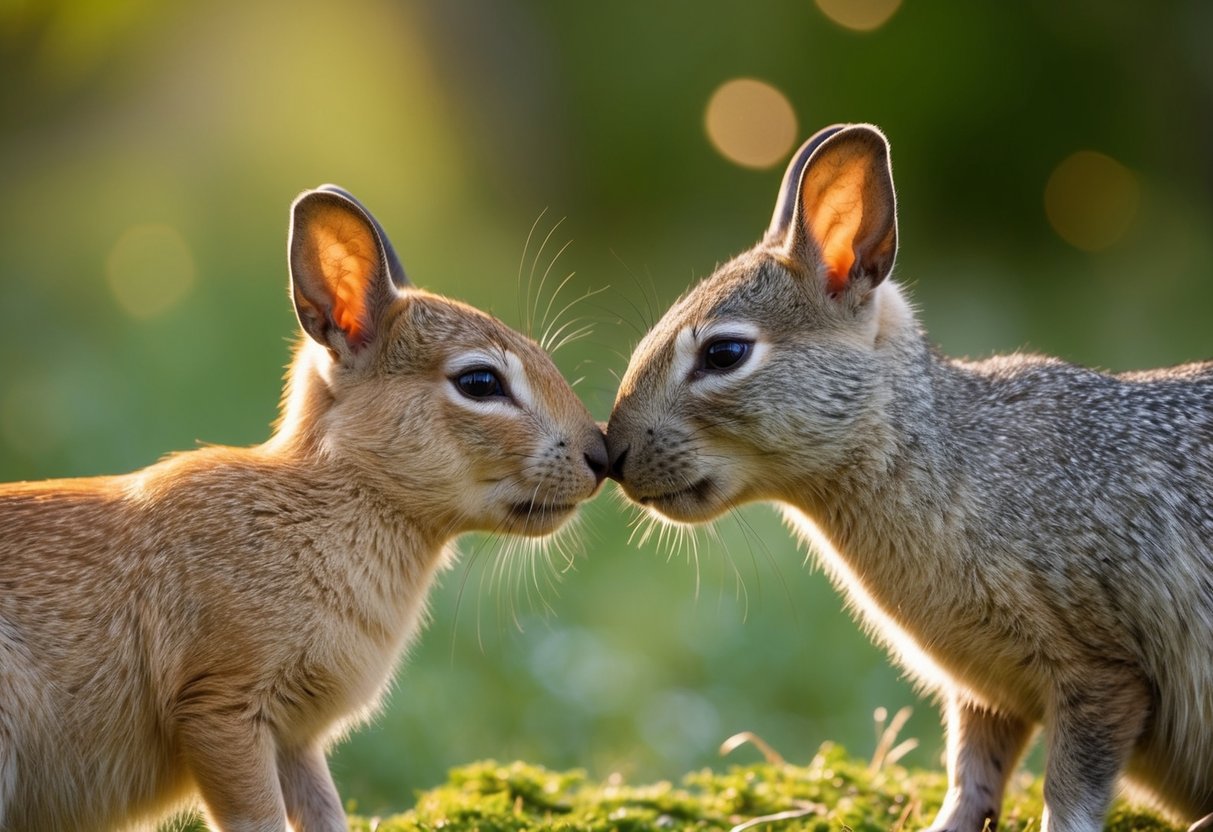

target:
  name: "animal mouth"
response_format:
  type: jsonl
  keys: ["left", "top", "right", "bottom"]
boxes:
{"left": 639, "top": 478, "right": 714, "bottom": 506}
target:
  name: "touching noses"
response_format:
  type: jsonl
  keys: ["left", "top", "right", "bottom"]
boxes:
{"left": 607, "top": 446, "right": 628, "bottom": 481}
{"left": 583, "top": 430, "right": 609, "bottom": 487}
{"left": 604, "top": 421, "right": 629, "bottom": 482}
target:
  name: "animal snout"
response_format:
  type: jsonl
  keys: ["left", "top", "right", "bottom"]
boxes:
{"left": 607, "top": 446, "right": 628, "bottom": 481}
{"left": 583, "top": 430, "right": 609, "bottom": 486}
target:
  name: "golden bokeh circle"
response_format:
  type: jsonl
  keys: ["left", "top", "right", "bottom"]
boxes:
{"left": 106, "top": 224, "right": 196, "bottom": 319}
{"left": 815, "top": 0, "right": 902, "bottom": 32}
{"left": 705, "top": 78, "right": 798, "bottom": 170}
{"left": 1044, "top": 151, "right": 1140, "bottom": 252}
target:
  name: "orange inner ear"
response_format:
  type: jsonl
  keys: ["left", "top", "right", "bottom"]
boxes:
{"left": 805, "top": 160, "right": 866, "bottom": 293}
{"left": 309, "top": 208, "right": 378, "bottom": 344}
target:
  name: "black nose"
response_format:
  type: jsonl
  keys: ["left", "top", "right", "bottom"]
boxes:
{"left": 608, "top": 446, "right": 628, "bottom": 481}
{"left": 584, "top": 447, "right": 608, "bottom": 486}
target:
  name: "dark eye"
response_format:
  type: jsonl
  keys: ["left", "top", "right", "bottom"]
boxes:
{"left": 702, "top": 339, "right": 752, "bottom": 372}
{"left": 454, "top": 368, "right": 506, "bottom": 399}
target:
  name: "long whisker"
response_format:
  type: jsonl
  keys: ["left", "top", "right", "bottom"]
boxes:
{"left": 526, "top": 216, "right": 566, "bottom": 337}
{"left": 532, "top": 237, "right": 574, "bottom": 338}
{"left": 517, "top": 208, "right": 548, "bottom": 336}
{"left": 610, "top": 248, "right": 659, "bottom": 330}
{"left": 541, "top": 315, "right": 594, "bottom": 356}
{"left": 537, "top": 270, "right": 579, "bottom": 340}
{"left": 540, "top": 286, "right": 610, "bottom": 351}
{"left": 450, "top": 518, "right": 510, "bottom": 659}
{"left": 599, "top": 284, "right": 654, "bottom": 340}
{"left": 548, "top": 323, "right": 596, "bottom": 356}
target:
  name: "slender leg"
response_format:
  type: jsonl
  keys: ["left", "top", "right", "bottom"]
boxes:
{"left": 927, "top": 696, "right": 1034, "bottom": 831}
{"left": 0, "top": 741, "right": 8, "bottom": 831}
{"left": 279, "top": 744, "right": 347, "bottom": 832}
{"left": 1039, "top": 677, "right": 1150, "bottom": 832}
{"left": 178, "top": 714, "right": 287, "bottom": 832}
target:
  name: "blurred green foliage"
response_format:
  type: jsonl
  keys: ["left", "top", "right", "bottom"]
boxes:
{"left": 2, "top": 0, "right": 1211, "bottom": 817}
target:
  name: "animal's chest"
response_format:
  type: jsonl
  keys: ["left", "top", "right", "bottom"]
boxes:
{"left": 270, "top": 567, "right": 439, "bottom": 742}
{"left": 785, "top": 507, "right": 1049, "bottom": 718}
{"left": 268, "top": 625, "right": 413, "bottom": 745}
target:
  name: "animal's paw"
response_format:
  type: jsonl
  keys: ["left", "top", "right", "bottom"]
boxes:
{"left": 922, "top": 808, "right": 999, "bottom": 832}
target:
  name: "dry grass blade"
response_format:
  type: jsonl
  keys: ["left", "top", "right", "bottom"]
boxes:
{"left": 869, "top": 705, "right": 915, "bottom": 774}
{"left": 719, "top": 731, "right": 786, "bottom": 766}
{"left": 890, "top": 799, "right": 919, "bottom": 832}
{"left": 729, "top": 803, "right": 825, "bottom": 832}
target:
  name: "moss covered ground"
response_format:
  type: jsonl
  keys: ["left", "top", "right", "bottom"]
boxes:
{"left": 169, "top": 741, "right": 1181, "bottom": 831}
{"left": 302, "top": 742, "right": 1178, "bottom": 832}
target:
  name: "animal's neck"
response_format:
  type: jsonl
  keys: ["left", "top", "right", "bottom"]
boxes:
{"left": 787, "top": 292, "right": 965, "bottom": 592}
{"left": 264, "top": 339, "right": 338, "bottom": 459}
{"left": 142, "top": 339, "right": 452, "bottom": 571}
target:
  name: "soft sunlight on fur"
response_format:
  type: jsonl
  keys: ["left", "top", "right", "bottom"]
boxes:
{"left": 780, "top": 505, "right": 951, "bottom": 700}
{"left": 0, "top": 186, "right": 606, "bottom": 830}
{"left": 606, "top": 123, "right": 1213, "bottom": 831}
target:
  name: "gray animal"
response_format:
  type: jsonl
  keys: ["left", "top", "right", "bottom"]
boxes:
{"left": 605, "top": 123, "right": 1213, "bottom": 832}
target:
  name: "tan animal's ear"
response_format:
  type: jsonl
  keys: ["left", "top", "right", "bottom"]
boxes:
{"left": 288, "top": 187, "right": 403, "bottom": 360}
{"left": 782, "top": 124, "right": 898, "bottom": 297}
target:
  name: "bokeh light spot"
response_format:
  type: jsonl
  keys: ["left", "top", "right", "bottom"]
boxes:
{"left": 106, "top": 224, "right": 196, "bottom": 319}
{"left": 705, "top": 78, "right": 798, "bottom": 170}
{"left": 815, "top": 0, "right": 902, "bottom": 32}
{"left": 1045, "top": 151, "right": 1140, "bottom": 252}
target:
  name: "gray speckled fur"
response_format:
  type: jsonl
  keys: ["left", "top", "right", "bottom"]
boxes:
{"left": 606, "top": 125, "right": 1213, "bottom": 832}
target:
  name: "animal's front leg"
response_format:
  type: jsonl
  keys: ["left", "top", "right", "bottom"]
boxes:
{"left": 279, "top": 743, "right": 347, "bottom": 832}
{"left": 178, "top": 711, "right": 287, "bottom": 832}
{"left": 1040, "top": 676, "right": 1150, "bottom": 832}
{"left": 926, "top": 696, "right": 1033, "bottom": 831}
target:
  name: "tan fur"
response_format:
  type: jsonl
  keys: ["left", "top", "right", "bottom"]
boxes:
{"left": 0, "top": 186, "right": 606, "bottom": 831}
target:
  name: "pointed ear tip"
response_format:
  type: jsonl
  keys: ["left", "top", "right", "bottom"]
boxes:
{"left": 791, "top": 124, "right": 848, "bottom": 156}
{"left": 290, "top": 188, "right": 332, "bottom": 215}
{"left": 840, "top": 123, "right": 892, "bottom": 150}
{"left": 290, "top": 187, "right": 367, "bottom": 225}
{"left": 814, "top": 122, "right": 852, "bottom": 136}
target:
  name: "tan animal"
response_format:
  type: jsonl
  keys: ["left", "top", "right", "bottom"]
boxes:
{"left": 606, "top": 125, "right": 1213, "bottom": 832}
{"left": 0, "top": 186, "right": 607, "bottom": 831}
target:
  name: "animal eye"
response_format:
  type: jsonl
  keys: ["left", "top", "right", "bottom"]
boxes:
{"left": 454, "top": 368, "right": 506, "bottom": 399}
{"left": 702, "top": 339, "right": 752, "bottom": 372}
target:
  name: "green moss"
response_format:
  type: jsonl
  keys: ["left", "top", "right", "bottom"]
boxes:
{"left": 328, "top": 744, "right": 1181, "bottom": 832}
{"left": 165, "top": 744, "right": 1180, "bottom": 831}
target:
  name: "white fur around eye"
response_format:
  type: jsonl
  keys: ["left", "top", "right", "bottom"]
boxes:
{"left": 443, "top": 349, "right": 532, "bottom": 414}
{"left": 676, "top": 321, "right": 770, "bottom": 392}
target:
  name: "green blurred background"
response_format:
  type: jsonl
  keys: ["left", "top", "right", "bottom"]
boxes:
{"left": 2, "top": 0, "right": 1211, "bottom": 815}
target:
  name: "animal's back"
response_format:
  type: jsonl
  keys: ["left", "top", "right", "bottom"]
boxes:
{"left": 939, "top": 354, "right": 1213, "bottom": 815}
{"left": 943, "top": 354, "right": 1213, "bottom": 582}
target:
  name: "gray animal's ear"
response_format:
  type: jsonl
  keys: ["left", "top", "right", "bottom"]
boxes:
{"left": 766, "top": 124, "right": 848, "bottom": 240}
{"left": 288, "top": 187, "right": 403, "bottom": 362}
{"left": 778, "top": 124, "right": 898, "bottom": 297}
